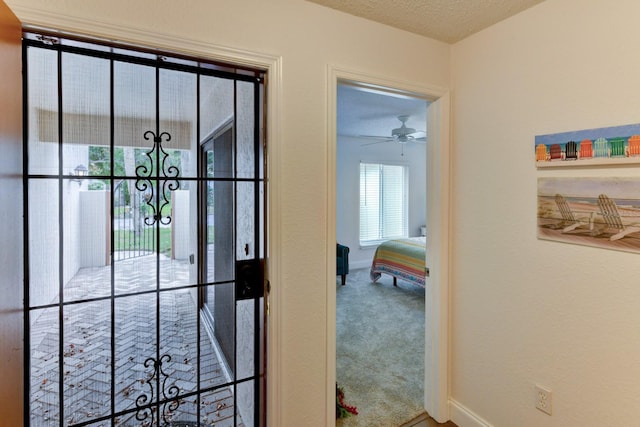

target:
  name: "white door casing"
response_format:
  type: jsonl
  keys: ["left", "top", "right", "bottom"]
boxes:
{"left": 425, "top": 93, "right": 451, "bottom": 422}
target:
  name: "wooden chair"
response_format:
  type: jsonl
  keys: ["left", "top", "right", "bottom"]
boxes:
{"left": 609, "top": 137, "right": 626, "bottom": 157}
{"left": 594, "top": 137, "right": 609, "bottom": 158}
{"left": 628, "top": 135, "right": 640, "bottom": 157}
{"left": 535, "top": 144, "right": 548, "bottom": 161}
{"left": 554, "top": 194, "right": 593, "bottom": 233}
{"left": 595, "top": 194, "right": 640, "bottom": 241}
{"left": 565, "top": 141, "right": 578, "bottom": 160}
{"left": 579, "top": 139, "right": 593, "bottom": 159}
{"left": 549, "top": 144, "right": 562, "bottom": 160}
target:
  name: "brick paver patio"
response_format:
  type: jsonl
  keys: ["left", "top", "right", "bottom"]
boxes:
{"left": 29, "top": 254, "right": 244, "bottom": 427}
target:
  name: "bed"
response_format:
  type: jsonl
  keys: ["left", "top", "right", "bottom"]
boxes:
{"left": 370, "top": 237, "right": 426, "bottom": 288}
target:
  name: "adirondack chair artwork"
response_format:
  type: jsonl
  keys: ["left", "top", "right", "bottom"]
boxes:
{"left": 554, "top": 194, "right": 593, "bottom": 233}
{"left": 549, "top": 144, "right": 562, "bottom": 160}
{"left": 535, "top": 144, "right": 548, "bottom": 161}
{"left": 628, "top": 135, "right": 640, "bottom": 156}
{"left": 594, "top": 194, "right": 640, "bottom": 241}
{"left": 609, "top": 137, "right": 626, "bottom": 157}
{"left": 565, "top": 141, "right": 578, "bottom": 160}
{"left": 536, "top": 123, "right": 640, "bottom": 167}
{"left": 579, "top": 139, "right": 593, "bottom": 159}
{"left": 593, "top": 137, "right": 609, "bottom": 158}
{"left": 538, "top": 177, "right": 640, "bottom": 254}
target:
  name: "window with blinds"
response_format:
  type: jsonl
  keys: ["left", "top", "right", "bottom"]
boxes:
{"left": 359, "top": 162, "right": 408, "bottom": 245}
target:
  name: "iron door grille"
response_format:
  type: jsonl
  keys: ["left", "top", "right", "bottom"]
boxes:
{"left": 23, "top": 32, "right": 266, "bottom": 427}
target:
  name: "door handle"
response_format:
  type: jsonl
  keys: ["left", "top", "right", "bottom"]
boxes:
{"left": 235, "top": 259, "right": 263, "bottom": 300}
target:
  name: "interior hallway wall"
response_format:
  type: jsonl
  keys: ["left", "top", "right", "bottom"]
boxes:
{"left": 451, "top": 0, "right": 640, "bottom": 425}
{"left": 3, "top": 0, "right": 450, "bottom": 424}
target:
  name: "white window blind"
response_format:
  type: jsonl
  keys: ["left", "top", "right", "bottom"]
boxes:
{"left": 359, "top": 162, "right": 408, "bottom": 245}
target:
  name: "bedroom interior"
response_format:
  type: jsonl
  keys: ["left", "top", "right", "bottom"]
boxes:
{"left": 336, "top": 82, "right": 429, "bottom": 426}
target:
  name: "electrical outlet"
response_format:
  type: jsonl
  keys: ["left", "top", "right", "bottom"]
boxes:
{"left": 535, "top": 385, "right": 552, "bottom": 415}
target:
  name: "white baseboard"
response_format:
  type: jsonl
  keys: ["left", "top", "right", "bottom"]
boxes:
{"left": 449, "top": 399, "right": 493, "bottom": 427}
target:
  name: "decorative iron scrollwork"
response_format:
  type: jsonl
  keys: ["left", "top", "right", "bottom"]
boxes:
{"left": 136, "top": 130, "right": 180, "bottom": 226}
{"left": 135, "top": 353, "right": 181, "bottom": 425}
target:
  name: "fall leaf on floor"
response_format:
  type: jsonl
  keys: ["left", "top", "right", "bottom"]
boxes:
{"left": 122, "top": 385, "right": 133, "bottom": 397}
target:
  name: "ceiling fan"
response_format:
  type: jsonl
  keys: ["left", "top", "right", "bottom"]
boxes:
{"left": 360, "top": 115, "right": 426, "bottom": 146}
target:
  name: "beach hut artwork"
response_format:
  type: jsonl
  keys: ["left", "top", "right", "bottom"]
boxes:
{"left": 535, "top": 123, "right": 640, "bottom": 167}
{"left": 538, "top": 177, "right": 640, "bottom": 253}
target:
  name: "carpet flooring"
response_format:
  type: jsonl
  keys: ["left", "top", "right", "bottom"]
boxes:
{"left": 336, "top": 267, "right": 426, "bottom": 427}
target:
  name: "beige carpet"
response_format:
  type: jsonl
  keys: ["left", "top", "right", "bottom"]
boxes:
{"left": 336, "top": 268, "right": 425, "bottom": 427}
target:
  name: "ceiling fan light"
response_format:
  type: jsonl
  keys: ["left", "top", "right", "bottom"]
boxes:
{"left": 392, "top": 126, "right": 416, "bottom": 137}
{"left": 359, "top": 114, "right": 423, "bottom": 146}
{"left": 396, "top": 134, "right": 414, "bottom": 143}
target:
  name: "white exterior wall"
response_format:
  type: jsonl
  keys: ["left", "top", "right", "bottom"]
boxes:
{"left": 28, "top": 141, "right": 88, "bottom": 305}
{"left": 172, "top": 189, "right": 190, "bottom": 261}
{"left": 451, "top": 0, "right": 640, "bottom": 425}
{"left": 79, "top": 190, "right": 108, "bottom": 267}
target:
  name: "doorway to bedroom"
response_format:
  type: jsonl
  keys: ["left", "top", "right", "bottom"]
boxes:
{"left": 335, "top": 81, "right": 428, "bottom": 425}
{"left": 333, "top": 75, "right": 450, "bottom": 425}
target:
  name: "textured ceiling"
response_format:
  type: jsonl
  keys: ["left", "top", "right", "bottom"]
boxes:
{"left": 327, "top": 0, "right": 547, "bottom": 142}
{"left": 306, "top": 0, "right": 546, "bottom": 43}
{"left": 337, "top": 84, "right": 427, "bottom": 139}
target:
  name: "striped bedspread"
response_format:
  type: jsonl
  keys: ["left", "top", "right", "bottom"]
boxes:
{"left": 370, "top": 237, "right": 426, "bottom": 287}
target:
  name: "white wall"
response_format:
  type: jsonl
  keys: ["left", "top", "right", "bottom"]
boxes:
{"left": 336, "top": 136, "right": 426, "bottom": 269}
{"left": 4, "top": 0, "right": 450, "bottom": 425}
{"left": 172, "top": 189, "right": 190, "bottom": 260}
{"left": 79, "top": 190, "right": 108, "bottom": 267}
{"left": 28, "top": 141, "right": 88, "bottom": 306}
{"left": 451, "top": 0, "right": 640, "bottom": 425}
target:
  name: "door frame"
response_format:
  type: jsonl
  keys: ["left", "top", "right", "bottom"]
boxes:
{"left": 0, "top": 1, "right": 24, "bottom": 424}
{"left": 327, "top": 66, "right": 451, "bottom": 422}
{"left": 8, "top": 6, "right": 284, "bottom": 426}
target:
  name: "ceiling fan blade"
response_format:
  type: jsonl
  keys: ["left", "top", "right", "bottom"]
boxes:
{"left": 360, "top": 139, "right": 392, "bottom": 146}
{"left": 356, "top": 134, "right": 391, "bottom": 140}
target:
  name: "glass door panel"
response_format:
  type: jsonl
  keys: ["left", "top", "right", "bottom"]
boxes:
{"left": 200, "top": 128, "right": 236, "bottom": 379}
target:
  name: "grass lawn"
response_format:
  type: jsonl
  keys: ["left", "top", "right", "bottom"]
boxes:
{"left": 114, "top": 228, "right": 172, "bottom": 254}
{"left": 113, "top": 226, "right": 214, "bottom": 255}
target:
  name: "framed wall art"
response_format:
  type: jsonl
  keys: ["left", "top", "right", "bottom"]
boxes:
{"left": 538, "top": 177, "right": 640, "bottom": 253}
{"left": 535, "top": 123, "right": 640, "bottom": 167}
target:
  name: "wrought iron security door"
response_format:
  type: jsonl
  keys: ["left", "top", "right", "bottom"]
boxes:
{"left": 24, "top": 33, "right": 266, "bottom": 427}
